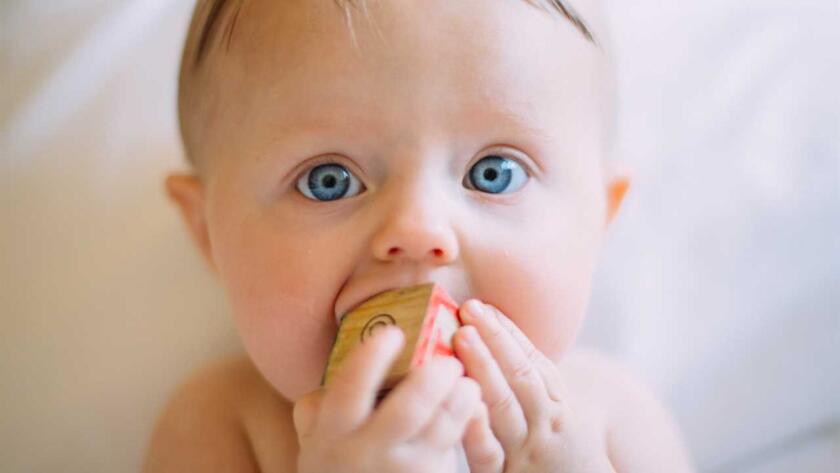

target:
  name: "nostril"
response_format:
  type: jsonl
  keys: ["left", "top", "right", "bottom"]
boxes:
{"left": 432, "top": 248, "right": 444, "bottom": 257}
{"left": 388, "top": 247, "right": 401, "bottom": 256}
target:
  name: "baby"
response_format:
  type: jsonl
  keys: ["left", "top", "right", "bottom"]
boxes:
{"left": 145, "top": 0, "right": 694, "bottom": 471}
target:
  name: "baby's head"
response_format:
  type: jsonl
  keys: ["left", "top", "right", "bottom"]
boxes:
{"left": 168, "top": 0, "right": 629, "bottom": 401}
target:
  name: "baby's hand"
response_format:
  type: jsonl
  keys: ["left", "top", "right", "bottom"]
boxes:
{"left": 455, "top": 300, "right": 615, "bottom": 473}
{"left": 293, "top": 327, "right": 482, "bottom": 473}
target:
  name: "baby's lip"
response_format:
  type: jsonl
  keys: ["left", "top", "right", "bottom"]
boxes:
{"left": 335, "top": 286, "right": 399, "bottom": 322}
{"left": 334, "top": 284, "right": 410, "bottom": 324}
{"left": 334, "top": 275, "right": 460, "bottom": 324}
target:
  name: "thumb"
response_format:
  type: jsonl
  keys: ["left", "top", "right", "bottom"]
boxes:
{"left": 292, "top": 389, "right": 324, "bottom": 441}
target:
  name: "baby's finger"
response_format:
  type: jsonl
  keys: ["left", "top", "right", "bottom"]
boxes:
{"left": 454, "top": 324, "right": 527, "bottom": 449}
{"left": 494, "top": 310, "right": 569, "bottom": 404}
{"left": 460, "top": 300, "right": 550, "bottom": 425}
{"left": 318, "top": 326, "right": 404, "bottom": 436}
{"left": 462, "top": 402, "right": 505, "bottom": 473}
{"left": 412, "top": 377, "right": 482, "bottom": 449}
{"left": 368, "top": 356, "right": 464, "bottom": 443}
{"left": 292, "top": 389, "right": 324, "bottom": 441}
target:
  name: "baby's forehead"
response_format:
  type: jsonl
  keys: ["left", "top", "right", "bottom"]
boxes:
{"left": 187, "top": 0, "right": 603, "bottom": 69}
{"left": 179, "top": 0, "right": 613, "bottom": 167}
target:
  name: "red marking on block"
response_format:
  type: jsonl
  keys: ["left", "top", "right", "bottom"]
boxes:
{"left": 410, "top": 284, "right": 460, "bottom": 367}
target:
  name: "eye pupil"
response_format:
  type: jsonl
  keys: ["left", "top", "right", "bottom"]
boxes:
{"left": 483, "top": 169, "right": 498, "bottom": 181}
{"left": 323, "top": 175, "right": 337, "bottom": 188}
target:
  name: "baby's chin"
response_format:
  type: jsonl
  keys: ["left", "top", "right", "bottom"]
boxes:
{"left": 241, "top": 344, "right": 327, "bottom": 403}
{"left": 261, "top": 364, "right": 327, "bottom": 403}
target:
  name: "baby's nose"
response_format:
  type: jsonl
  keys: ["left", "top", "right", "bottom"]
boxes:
{"left": 371, "top": 194, "right": 459, "bottom": 265}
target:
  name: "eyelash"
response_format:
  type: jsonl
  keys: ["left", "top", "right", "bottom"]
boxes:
{"left": 295, "top": 152, "right": 532, "bottom": 202}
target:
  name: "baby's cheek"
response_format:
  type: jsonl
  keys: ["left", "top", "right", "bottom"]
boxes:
{"left": 234, "top": 296, "right": 336, "bottom": 400}
{"left": 233, "top": 265, "right": 338, "bottom": 398}
{"left": 471, "top": 239, "right": 597, "bottom": 359}
{"left": 206, "top": 187, "right": 351, "bottom": 399}
{"left": 217, "top": 246, "right": 342, "bottom": 400}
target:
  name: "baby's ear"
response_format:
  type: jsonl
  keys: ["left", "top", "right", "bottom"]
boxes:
{"left": 165, "top": 174, "right": 215, "bottom": 270}
{"left": 604, "top": 165, "right": 631, "bottom": 227}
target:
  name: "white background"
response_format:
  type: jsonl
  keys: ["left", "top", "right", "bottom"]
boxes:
{"left": 1, "top": 1, "right": 838, "bottom": 471}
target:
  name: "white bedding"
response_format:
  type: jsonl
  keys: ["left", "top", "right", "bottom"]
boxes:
{"left": 1, "top": 1, "right": 838, "bottom": 472}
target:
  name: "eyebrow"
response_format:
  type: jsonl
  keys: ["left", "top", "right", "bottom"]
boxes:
{"left": 194, "top": 0, "right": 242, "bottom": 67}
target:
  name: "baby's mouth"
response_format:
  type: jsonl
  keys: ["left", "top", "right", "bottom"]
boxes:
{"left": 334, "top": 273, "right": 463, "bottom": 325}
{"left": 334, "top": 286, "right": 401, "bottom": 324}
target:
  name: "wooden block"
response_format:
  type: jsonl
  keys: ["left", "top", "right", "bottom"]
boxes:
{"left": 322, "top": 283, "right": 461, "bottom": 391}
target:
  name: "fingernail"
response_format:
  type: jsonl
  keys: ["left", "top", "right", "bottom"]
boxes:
{"left": 458, "top": 326, "right": 478, "bottom": 346}
{"left": 378, "top": 326, "right": 402, "bottom": 344}
{"left": 456, "top": 325, "right": 473, "bottom": 345}
{"left": 464, "top": 325, "right": 479, "bottom": 341}
{"left": 464, "top": 300, "right": 485, "bottom": 318}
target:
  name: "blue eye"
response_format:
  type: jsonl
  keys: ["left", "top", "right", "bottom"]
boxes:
{"left": 296, "top": 163, "right": 365, "bottom": 202}
{"left": 465, "top": 155, "right": 529, "bottom": 194}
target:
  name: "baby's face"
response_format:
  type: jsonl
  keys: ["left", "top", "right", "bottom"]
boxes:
{"left": 176, "top": 0, "right": 624, "bottom": 401}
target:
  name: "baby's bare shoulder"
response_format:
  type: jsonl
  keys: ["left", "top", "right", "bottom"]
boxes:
{"left": 143, "top": 355, "right": 298, "bottom": 473}
{"left": 561, "top": 348, "right": 695, "bottom": 473}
